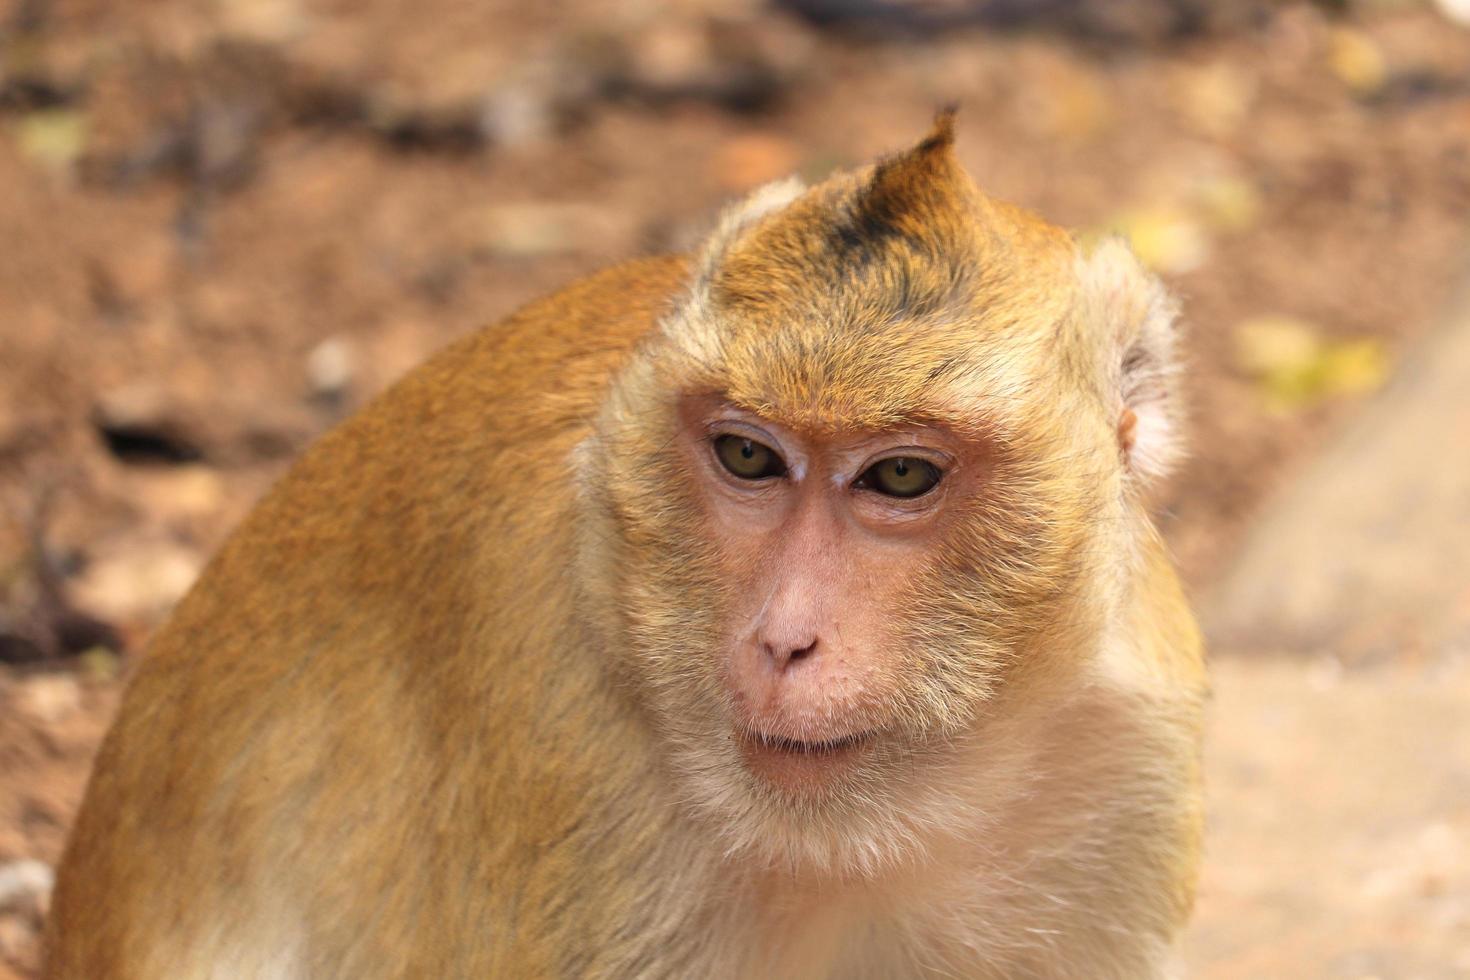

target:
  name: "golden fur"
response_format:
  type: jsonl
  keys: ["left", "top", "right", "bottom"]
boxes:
{"left": 48, "top": 116, "right": 1204, "bottom": 979}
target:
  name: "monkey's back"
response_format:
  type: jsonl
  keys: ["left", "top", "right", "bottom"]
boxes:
{"left": 47, "top": 256, "right": 698, "bottom": 978}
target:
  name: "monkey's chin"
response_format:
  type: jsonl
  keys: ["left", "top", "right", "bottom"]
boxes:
{"left": 737, "top": 729, "right": 876, "bottom": 794}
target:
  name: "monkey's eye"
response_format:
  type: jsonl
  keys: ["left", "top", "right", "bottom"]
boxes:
{"left": 856, "top": 457, "right": 942, "bottom": 499}
{"left": 713, "top": 435, "right": 787, "bottom": 480}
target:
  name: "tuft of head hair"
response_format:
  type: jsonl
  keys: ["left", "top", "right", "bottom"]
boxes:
{"left": 846, "top": 106, "right": 966, "bottom": 247}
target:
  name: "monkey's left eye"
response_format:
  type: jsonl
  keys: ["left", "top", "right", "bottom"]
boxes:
{"left": 713, "top": 435, "right": 787, "bottom": 481}
{"left": 856, "top": 457, "right": 942, "bottom": 499}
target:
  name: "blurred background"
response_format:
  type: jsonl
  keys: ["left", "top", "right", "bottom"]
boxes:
{"left": 1, "top": 0, "right": 1468, "bottom": 975}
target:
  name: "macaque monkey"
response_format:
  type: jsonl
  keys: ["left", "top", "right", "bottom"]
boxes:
{"left": 48, "top": 114, "right": 1204, "bottom": 979}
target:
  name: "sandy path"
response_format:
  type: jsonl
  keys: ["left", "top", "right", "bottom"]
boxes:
{"left": 1190, "top": 655, "right": 1470, "bottom": 978}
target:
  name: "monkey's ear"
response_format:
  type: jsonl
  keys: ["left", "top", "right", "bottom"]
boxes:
{"left": 1077, "top": 238, "right": 1184, "bottom": 483}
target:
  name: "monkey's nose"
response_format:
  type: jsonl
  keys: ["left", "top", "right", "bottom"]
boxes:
{"left": 763, "top": 637, "right": 818, "bottom": 671}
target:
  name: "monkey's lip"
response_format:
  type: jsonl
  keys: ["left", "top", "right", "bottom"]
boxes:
{"left": 737, "top": 726, "right": 879, "bottom": 765}
{"left": 751, "top": 730, "right": 874, "bottom": 755}
{"left": 732, "top": 725, "right": 870, "bottom": 775}
{"left": 738, "top": 728, "right": 878, "bottom": 790}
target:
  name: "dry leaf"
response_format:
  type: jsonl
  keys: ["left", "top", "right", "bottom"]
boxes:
{"left": 1174, "top": 62, "right": 1255, "bottom": 138}
{"left": 1329, "top": 27, "right": 1388, "bottom": 96}
{"left": 15, "top": 110, "right": 88, "bottom": 172}
{"left": 1196, "top": 176, "right": 1262, "bottom": 233}
{"left": 1233, "top": 315, "right": 1390, "bottom": 411}
{"left": 1105, "top": 206, "right": 1210, "bottom": 275}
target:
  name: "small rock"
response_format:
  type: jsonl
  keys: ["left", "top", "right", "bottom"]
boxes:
{"left": 215, "top": 0, "right": 309, "bottom": 43}
{"left": 1435, "top": 0, "right": 1470, "bottom": 27}
{"left": 0, "top": 860, "right": 53, "bottom": 915}
{"left": 306, "top": 336, "right": 357, "bottom": 401}
{"left": 69, "top": 540, "right": 203, "bottom": 626}
{"left": 126, "top": 465, "right": 228, "bottom": 521}
{"left": 13, "top": 674, "right": 82, "bottom": 725}
{"left": 480, "top": 84, "right": 557, "bottom": 149}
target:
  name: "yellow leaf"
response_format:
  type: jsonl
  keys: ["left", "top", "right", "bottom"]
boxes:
{"left": 1320, "top": 339, "right": 1390, "bottom": 396}
{"left": 15, "top": 109, "right": 87, "bottom": 172}
{"left": 79, "top": 647, "right": 122, "bottom": 682}
{"left": 1233, "top": 315, "right": 1391, "bottom": 411}
{"left": 1329, "top": 27, "right": 1388, "bottom": 95}
{"left": 1196, "top": 176, "right": 1262, "bottom": 233}
{"left": 1234, "top": 315, "right": 1321, "bottom": 377}
{"left": 1106, "top": 206, "right": 1210, "bottom": 275}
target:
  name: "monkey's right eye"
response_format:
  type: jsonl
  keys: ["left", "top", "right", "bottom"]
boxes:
{"left": 713, "top": 435, "right": 787, "bottom": 481}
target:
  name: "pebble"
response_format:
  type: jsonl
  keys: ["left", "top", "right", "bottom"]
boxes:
{"left": 0, "top": 860, "right": 54, "bottom": 914}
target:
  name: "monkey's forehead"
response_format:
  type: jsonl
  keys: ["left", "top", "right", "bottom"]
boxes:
{"left": 664, "top": 255, "right": 1081, "bottom": 441}
{"left": 663, "top": 307, "right": 1077, "bottom": 448}
{"left": 725, "top": 358, "right": 1057, "bottom": 438}
{"left": 655, "top": 123, "right": 1090, "bottom": 435}
{"left": 701, "top": 240, "right": 1078, "bottom": 421}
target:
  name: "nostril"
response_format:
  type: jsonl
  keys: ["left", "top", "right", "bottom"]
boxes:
{"left": 764, "top": 638, "right": 818, "bottom": 670}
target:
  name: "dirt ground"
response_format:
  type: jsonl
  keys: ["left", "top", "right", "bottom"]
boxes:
{"left": 2, "top": 0, "right": 1469, "bottom": 975}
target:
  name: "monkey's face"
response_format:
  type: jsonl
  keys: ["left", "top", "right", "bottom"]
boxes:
{"left": 580, "top": 121, "right": 1174, "bottom": 874}
{"left": 585, "top": 301, "right": 1119, "bottom": 876}
{"left": 673, "top": 394, "right": 996, "bottom": 793}
{"left": 586, "top": 355, "right": 1111, "bottom": 874}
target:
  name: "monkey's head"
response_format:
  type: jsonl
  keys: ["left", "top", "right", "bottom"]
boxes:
{"left": 578, "top": 114, "right": 1182, "bottom": 875}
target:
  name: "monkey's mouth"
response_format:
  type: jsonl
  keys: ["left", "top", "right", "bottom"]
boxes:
{"left": 738, "top": 728, "right": 877, "bottom": 790}
{"left": 755, "top": 731, "right": 872, "bottom": 756}
{"left": 735, "top": 728, "right": 882, "bottom": 787}
{"left": 738, "top": 725, "right": 876, "bottom": 778}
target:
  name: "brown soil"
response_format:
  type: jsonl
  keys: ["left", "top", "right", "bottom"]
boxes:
{"left": 2, "top": 1, "right": 1469, "bottom": 975}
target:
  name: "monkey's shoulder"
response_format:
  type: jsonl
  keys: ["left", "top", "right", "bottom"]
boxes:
{"left": 408, "top": 252, "right": 690, "bottom": 421}
{"left": 242, "top": 253, "right": 691, "bottom": 535}
{"left": 144, "top": 255, "right": 690, "bottom": 673}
